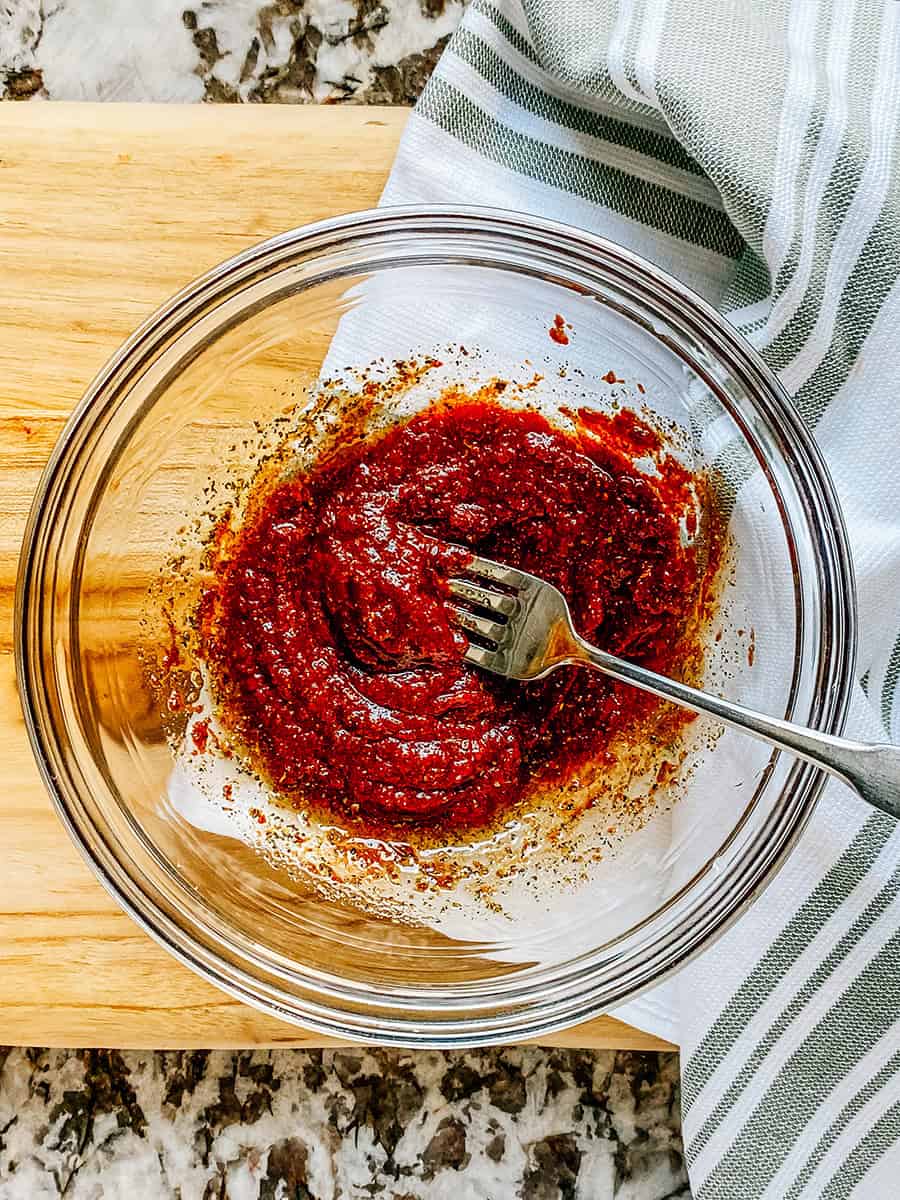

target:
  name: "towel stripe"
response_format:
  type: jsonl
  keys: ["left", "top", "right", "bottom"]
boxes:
{"left": 695, "top": 928, "right": 900, "bottom": 1197}
{"left": 474, "top": 0, "right": 541, "bottom": 67}
{"left": 880, "top": 630, "right": 900, "bottom": 738}
{"left": 417, "top": 76, "right": 744, "bottom": 256}
{"left": 818, "top": 1101, "right": 900, "bottom": 1200}
{"left": 793, "top": 197, "right": 900, "bottom": 427}
{"left": 759, "top": 0, "right": 857, "bottom": 361}
{"left": 681, "top": 816, "right": 895, "bottom": 1115}
{"left": 455, "top": 20, "right": 709, "bottom": 178}
{"left": 688, "top": 859, "right": 900, "bottom": 1162}
{"left": 784, "top": 1051, "right": 900, "bottom": 1200}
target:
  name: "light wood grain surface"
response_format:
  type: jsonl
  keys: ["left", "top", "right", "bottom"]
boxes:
{"left": 0, "top": 103, "right": 674, "bottom": 1053}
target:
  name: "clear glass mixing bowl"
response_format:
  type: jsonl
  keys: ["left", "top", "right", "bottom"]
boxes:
{"left": 16, "top": 207, "right": 855, "bottom": 1046}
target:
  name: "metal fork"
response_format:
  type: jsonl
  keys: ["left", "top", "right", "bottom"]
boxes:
{"left": 449, "top": 554, "right": 900, "bottom": 819}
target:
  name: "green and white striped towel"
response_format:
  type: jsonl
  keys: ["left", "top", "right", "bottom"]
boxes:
{"left": 381, "top": 1, "right": 900, "bottom": 1195}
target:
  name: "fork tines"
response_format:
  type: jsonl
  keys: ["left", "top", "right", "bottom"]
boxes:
{"left": 448, "top": 555, "right": 523, "bottom": 654}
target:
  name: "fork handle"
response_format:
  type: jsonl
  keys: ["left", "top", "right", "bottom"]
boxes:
{"left": 575, "top": 637, "right": 900, "bottom": 820}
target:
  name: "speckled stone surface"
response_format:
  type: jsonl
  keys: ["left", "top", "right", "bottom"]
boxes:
{"left": 0, "top": 1047, "right": 688, "bottom": 1198}
{"left": 0, "top": 1, "right": 466, "bottom": 103}
{"left": 0, "top": 2, "right": 688, "bottom": 1195}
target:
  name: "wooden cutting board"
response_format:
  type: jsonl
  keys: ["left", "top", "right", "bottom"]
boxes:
{"left": 0, "top": 103, "right": 672, "bottom": 1052}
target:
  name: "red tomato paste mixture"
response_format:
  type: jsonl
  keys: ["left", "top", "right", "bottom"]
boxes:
{"left": 201, "top": 400, "right": 715, "bottom": 831}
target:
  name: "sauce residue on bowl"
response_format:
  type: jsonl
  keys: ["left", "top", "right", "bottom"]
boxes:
{"left": 197, "top": 395, "right": 719, "bottom": 835}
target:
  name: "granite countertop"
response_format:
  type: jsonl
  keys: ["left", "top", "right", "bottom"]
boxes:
{"left": 0, "top": 3, "right": 688, "bottom": 1196}
{"left": 0, "top": 1047, "right": 688, "bottom": 1198}
{"left": 0, "top": 0, "right": 466, "bottom": 104}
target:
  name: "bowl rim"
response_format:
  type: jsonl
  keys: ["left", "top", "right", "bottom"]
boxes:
{"left": 15, "top": 203, "right": 857, "bottom": 1046}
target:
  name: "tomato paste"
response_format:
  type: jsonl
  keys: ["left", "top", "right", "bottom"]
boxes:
{"left": 202, "top": 401, "right": 711, "bottom": 829}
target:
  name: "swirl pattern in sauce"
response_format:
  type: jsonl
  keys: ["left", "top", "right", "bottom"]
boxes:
{"left": 201, "top": 401, "right": 713, "bottom": 829}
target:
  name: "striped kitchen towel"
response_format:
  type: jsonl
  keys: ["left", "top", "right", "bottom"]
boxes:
{"left": 381, "top": 1, "right": 900, "bottom": 1196}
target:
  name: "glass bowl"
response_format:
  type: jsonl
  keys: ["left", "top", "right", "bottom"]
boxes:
{"left": 15, "top": 206, "right": 855, "bottom": 1046}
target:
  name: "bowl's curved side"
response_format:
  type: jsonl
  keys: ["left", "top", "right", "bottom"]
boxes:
{"left": 15, "top": 206, "right": 856, "bottom": 1046}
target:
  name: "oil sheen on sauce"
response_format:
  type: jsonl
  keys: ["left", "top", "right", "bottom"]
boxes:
{"left": 200, "top": 400, "right": 715, "bottom": 833}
